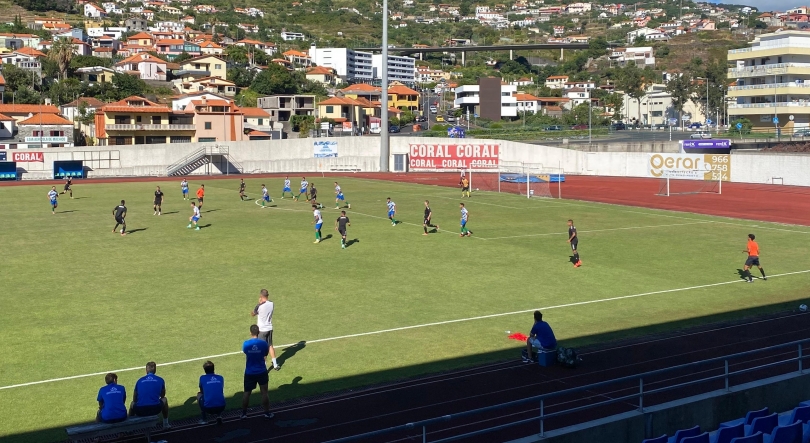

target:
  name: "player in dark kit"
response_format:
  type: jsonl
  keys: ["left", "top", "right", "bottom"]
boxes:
{"left": 423, "top": 200, "right": 439, "bottom": 235}
{"left": 239, "top": 179, "right": 247, "bottom": 201}
{"left": 310, "top": 183, "right": 323, "bottom": 209}
{"left": 112, "top": 200, "right": 127, "bottom": 236}
{"left": 60, "top": 176, "right": 73, "bottom": 198}
{"left": 567, "top": 219, "right": 581, "bottom": 267}
{"left": 335, "top": 211, "right": 350, "bottom": 249}
{"left": 153, "top": 186, "right": 164, "bottom": 215}
{"left": 743, "top": 234, "right": 766, "bottom": 283}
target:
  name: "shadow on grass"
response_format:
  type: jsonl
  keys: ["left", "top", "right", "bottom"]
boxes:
{"left": 346, "top": 239, "right": 360, "bottom": 247}
{"left": 126, "top": 228, "right": 148, "bottom": 234}
{"left": 162, "top": 211, "right": 179, "bottom": 215}
{"left": 7, "top": 302, "right": 809, "bottom": 443}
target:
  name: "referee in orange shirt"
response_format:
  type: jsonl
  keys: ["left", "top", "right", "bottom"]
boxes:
{"left": 196, "top": 185, "right": 205, "bottom": 210}
{"left": 743, "top": 234, "right": 766, "bottom": 283}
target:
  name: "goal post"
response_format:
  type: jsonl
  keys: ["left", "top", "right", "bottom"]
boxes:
{"left": 656, "top": 177, "right": 722, "bottom": 197}
{"left": 455, "top": 163, "right": 564, "bottom": 198}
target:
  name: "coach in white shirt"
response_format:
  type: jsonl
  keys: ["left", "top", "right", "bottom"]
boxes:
{"left": 251, "top": 289, "right": 280, "bottom": 371}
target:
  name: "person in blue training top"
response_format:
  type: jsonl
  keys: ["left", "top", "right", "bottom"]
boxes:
{"left": 129, "top": 361, "right": 170, "bottom": 428}
{"left": 241, "top": 324, "right": 274, "bottom": 420}
{"left": 197, "top": 360, "right": 226, "bottom": 425}
{"left": 524, "top": 310, "right": 557, "bottom": 363}
{"left": 96, "top": 373, "right": 127, "bottom": 423}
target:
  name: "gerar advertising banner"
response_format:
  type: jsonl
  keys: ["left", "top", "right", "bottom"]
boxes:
{"left": 409, "top": 143, "right": 499, "bottom": 170}
{"left": 647, "top": 153, "right": 730, "bottom": 181}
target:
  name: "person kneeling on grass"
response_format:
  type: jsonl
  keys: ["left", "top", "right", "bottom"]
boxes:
{"left": 96, "top": 373, "right": 127, "bottom": 424}
{"left": 524, "top": 311, "right": 557, "bottom": 363}
{"left": 197, "top": 360, "right": 226, "bottom": 425}
{"left": 129, "top": 361, "right": 170, "bottom": 428}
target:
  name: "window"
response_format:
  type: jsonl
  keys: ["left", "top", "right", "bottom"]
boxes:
{"left": 198, "top": 137, "right": 216, "bottom": 142}
{"left": 136, "top": 116, "right": 142, "bottom": 123}
{"left": 325, "top": 106, "right": 334, "bottom": 113}
{"left": 33, "top": 130, "right": 41, "bottom": 136}
{"left": 152, "top": 116, "right": 161, "bottom": 124}
{"left": 195, "top": 63, "right": 201, "bottom": 69}
{"left": 204, "top": 122, "right": 212, "bottom": 130}
{"left": 170, "top": 136, "right": 191, "bottom": 143}
{"left": 49, "top": 131, "right": 63, "bottom": 136}
{"left": 214, "top": 64, "right": 221, "bottom": 69}
{"left": 258, "top": 118, "right": 263, "bottom": 125}
{"left": 145, "top": 135, "right": 166, "bottom": 144}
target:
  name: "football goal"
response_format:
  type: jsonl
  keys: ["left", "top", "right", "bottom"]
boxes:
{"left": 467, "top": 162, "right": 563, "bottom": 198}
{"left": 656, "top": 177, "right": 722, "bottom": 197}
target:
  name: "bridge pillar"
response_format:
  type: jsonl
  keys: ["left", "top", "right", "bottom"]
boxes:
{"left": 461, "top": 51, "right": 465, "bottom": 66}
{"left": 561, "top": 48, "right": 564, "bottom": 61}
{"left": 419, "top": 52, "right": 423, "bottom": 61}
{"left": 509, "top": 49, "right": 513, "bottom": 60}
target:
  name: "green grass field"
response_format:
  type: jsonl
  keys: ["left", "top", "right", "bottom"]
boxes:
{"left": 2, "top": 176, "right": 810, "bottom": 442}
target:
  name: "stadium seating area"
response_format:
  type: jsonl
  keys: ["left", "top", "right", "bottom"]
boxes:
{"left": 641, "top": 403, "right": 810, "bottom": 443}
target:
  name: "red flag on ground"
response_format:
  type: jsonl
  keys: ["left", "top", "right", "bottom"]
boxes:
{"left": 508, "top": 332, "right": 528, "bottom": 341}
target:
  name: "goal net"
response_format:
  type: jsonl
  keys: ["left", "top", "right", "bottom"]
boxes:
{"left": 468, "top": 162, "right": 563, "bottom": 198}
{"left": 656, "top": 177, "right": 722, "bottom": 196}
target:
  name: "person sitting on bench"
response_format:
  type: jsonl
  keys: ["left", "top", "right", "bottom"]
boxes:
{"left": 524, "top": 310, "right": 557, "bottom": 363}
{"left": 197, "top": 360, "right": 227, "bottom": 425}
{"left": 129, "top": 361, "right": 170, "bottom": 428}
{"left": 96, "top": 373, "right": 127, "bottom": 424}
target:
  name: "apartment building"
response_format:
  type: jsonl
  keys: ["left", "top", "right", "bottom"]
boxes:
{"left": 454, "top": 78, "right": 517, "bottom": 120}
{"left": 95, "top": 96, "right": 196, "bottom": 145}
{"left": 371, "top": 54, "right": 416, "bottom": 83}
{"left": 727, "top": 30, "right": 810, "bottom": 131}
{"left": 310, "top": 45, "right": 373, "bottom": 82}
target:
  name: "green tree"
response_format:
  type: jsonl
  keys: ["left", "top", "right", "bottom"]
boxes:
{"left": 666, "top": 72, "right": 692, "bottom": 124}
{"left": 76, "top": 100, "right": 96, "bottom": 126}
{"left": 172, "top": 52, "right": 194, "bottom": 63}
{"left": 224, "top": 45, "right": 249, "bottom": 64}
{"left": 13, "top": 86, "right": 41, "bottom": 104}
{"left": 70, "top": 55, "right": 113, "bottom": 69}
{"left": 47, "top": 77, "right": 82, "bottom": 105}
{"left": 616, "top": 62, "right": 647, "bottom": 125}
{"left": 112, "top": 73, "right": 148, "bottom": 98}
{"left": 227, "top": 66, "right": 256, "bottom": 88}
{"left": 250, "top": 64, "right": 297, "bottom": 95}
{"left": 49, "top": 37, "right": 75, "bottom": 80}
{"left": 2, "top": 64, "right": 39, "bottom": 97}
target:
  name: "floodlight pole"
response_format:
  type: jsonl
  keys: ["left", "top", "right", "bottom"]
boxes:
{"left": 380, "top": 0, "right": 390, "bottom": 172}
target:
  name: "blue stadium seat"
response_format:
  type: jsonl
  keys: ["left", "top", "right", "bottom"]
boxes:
{"left": 711, "top": 423, "right": 745, "bottom": 443}
{"left": 682, "top": 432, "right": 710, "bottom": 443}
{"left": 723, "top": 408, "right": 771, "bottom": 428}
{"left": 779, "top": 406, "right": 810, "bottom": 427}
{"left": 731, "top": 432, "right": 764, "bottom": 443}
{"left": 642, "top": 435, "right": 668, "bottom": 443}
{"left": 763, "top": 421, "right": 802, "bottom": 443}
{"left": 746, "top": 414, "right": 779, "bottom": 437}
{"left": 668, "top": 425, "right": 701, "bottom": 443}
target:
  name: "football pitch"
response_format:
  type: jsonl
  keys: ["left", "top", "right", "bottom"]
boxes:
{"left": 1, "top": 176, "right": 810, "bottom": 442}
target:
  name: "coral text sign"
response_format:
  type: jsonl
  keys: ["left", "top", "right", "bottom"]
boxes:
{"left": 409, "top": 143, "right": 499, "bottom": 170}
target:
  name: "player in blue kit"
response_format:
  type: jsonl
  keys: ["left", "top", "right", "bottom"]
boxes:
{"left": 181, "top": 179, "right": 189, "bottom": 200}
{"left": 293, "top": 177, "right": 309, "bottom": 201}
{"left": 312, "top": 204, "right": 323, "bottom": 243}
{"left": 281, "top": 176, "right": 293, "bottom": 199}
{"left": 197, "top": 361, "right": 226, "bottom": 425}
{"left": 240, "top": 325, "right": 274, "bottom": 420}
{"left": 129, "top": 362, "right": 170, "bottom": 428}
{"left": 334, "top": 182, "right": 351, "bottom": 209}
{"left": 47, "top": 186, "right": 58, "bottom": 214}
{"left": 96, "top": 373, "right": 127, "bottom": 424}
{"left": 459, "top": 202, "right": 472, "bottom": 237}
{"left": 260, "top": 184, "right": 273, "bottom": 207}
{"left": 187, "top": 202, "right": 201, "bottom": 230}
{"left": 386, "top": 197, "right": 398, "bottom": 226}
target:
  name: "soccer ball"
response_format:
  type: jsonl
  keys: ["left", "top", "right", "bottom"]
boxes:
{"left": 800, "top": 304, "right": 808, "bottom": 312}
{"left": 475, "top": 188, "right": 479, "bottom": 191}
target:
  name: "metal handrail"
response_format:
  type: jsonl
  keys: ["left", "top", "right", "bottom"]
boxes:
{"left": 324, "top": 338, "right": 809, "bottom": 443}
{"left": 167, "top": 147, "right": 206, "bottom": 175}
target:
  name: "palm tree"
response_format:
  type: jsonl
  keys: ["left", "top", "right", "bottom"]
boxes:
{"left": 49, "top": 37, "right": 75, "bottom": 81}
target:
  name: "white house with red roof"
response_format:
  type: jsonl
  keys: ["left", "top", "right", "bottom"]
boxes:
{"left": 84, "top": 3, "right": 107, "bottom": 18}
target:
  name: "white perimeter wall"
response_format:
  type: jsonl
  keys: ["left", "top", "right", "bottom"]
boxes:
{"left": 8, "top": 137, "right": 810, "bottom": 187}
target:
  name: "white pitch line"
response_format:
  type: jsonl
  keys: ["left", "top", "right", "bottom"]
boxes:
{"left": 480, "top": 221, "right": 715, "bottom": 241}
{"left": 2, "top": 269, "right": 809, "bottom": 392}
{"left": 253, "top": 199, "right": 310, "bottom": 212}
{"left": 346, "top": 209, "right": 474, "bottom": 239}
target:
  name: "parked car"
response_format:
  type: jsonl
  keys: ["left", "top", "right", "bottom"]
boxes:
{"left": 369, "top": 126, "right": 381, "bottom": 134}
{"left": 653, "top": 123, "right": 668, "bottom": 130}
{"left": 689, "top": 122, "right": 703, "bottom": 129}
{"left": 436, "top": 115, "right": 445, "bottom": 122}
{"left": 794, "top": 129, "right": 810, "bottom": 137}
{"left": 611, "top": 122, "right": 626, "bottom": 130}
{"left": 545, "top": 125, "right": 563, "bottom": 131}
{"left": 445, "top": 115, "right": 456, "bottom": 123}
{"left": 429, "top": 106, "right": 438, "bottom": 114}
{"left": 388, "top": 125, "right": 401, "bottom": 133}
{"left": 415, "top": 115, "right": 427, "bottom": 122}
{"left": 571, "top": 124, "right": 589, "bottom": 130}
{"left": 690, "top": 131, "right": 711, "bottom": 139}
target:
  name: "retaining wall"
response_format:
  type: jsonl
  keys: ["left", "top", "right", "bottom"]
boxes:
{"left": 7, "top": 137, "right": 810, "bottom": 187}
